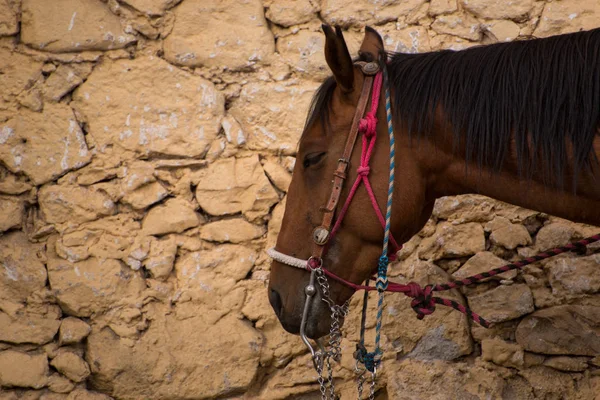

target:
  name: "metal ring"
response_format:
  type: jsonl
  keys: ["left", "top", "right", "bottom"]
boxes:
{"left": 307, "top": 256, "right": 323, "bottom": 270}
{"left": 361, "top": 61, "right": 379, "bottom": 76}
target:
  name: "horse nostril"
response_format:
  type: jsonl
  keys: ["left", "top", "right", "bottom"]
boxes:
{"left": 269, "top": 288, "right": 283, "bottom": 317}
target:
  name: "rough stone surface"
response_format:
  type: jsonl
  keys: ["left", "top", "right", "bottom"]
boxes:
{"left": 47, "top": 241, "right": 146, "bottom": 317}
{"left": 418, "top": 222, "right": 485, "bottom": 260}
{"left": 142, "top": 198, "right": 201, "bottom": 236}
{"left": 72, "top": 57, "right": 224, "bottom": 158}
{"left": 516, "top": 306, "right": 600, "bottom": 356}
{"left": 460, "top": 0, "right": 534, "bottom": 20}
{"left": 86, "top": 307, "right": 262, "bottom": 399}
{"left": 50, "top": 352, "right": 90, "bottom": 383}
{"left": 0, "top": 196, "right": 24, "bottom": 232}
{"left": 0, "top": 350, "right": 49, "bottom": 389}
{"left": 59, "top": 317, "right": 91, "bottom": 345}
{"left": 0, "top": 0, "right": 18, "bottom": 36}
{"left": 0, "top": 105, "right": 91, "bottom": 185}
{"left": 163, "top": 0, "right": 274, "bottom": 69}
{"left": 21, "top": 0, "right": 136, "bottom": 52}
{"left": 468, "top": 284, "right": 534, "bottom": 323}
{"left": 195, "top": 156, "right": 278, "bottom": 221}
{"left": 321, "top": 0, "right": 427, "bottom": 28}
{"left": 265, "top": 0, "right": 319, "bottom": 27}
{"left": 453, "top": 251, "right": 517, "bottom": 282}
{"left": 200, "top": 219, "right": 265, "bottom": 243}
{"left": 487, "top": 217, "right": 532, "bottom": 250}
{"left": 534, "top": 0, "right": 600, "bottom": 38}
{"left": 546, "top": 254, "right": 600, "bottom": 298}
{"left": 0, "top": 232, "right": 47, "bottom": 303}
{"left": 431, "top": 12, "right": 481, "bottom": 41}
{"left": 0, "top": 312, "right": 61, "bottom": 345}
{"left": 121, "top": 0, "right": 180, "bottom": 15}
{"left": 229, "top": 81, "right": 319, "bottom": 154}
{"left": 39, "top": 185, "right": 115, "bottom": 226}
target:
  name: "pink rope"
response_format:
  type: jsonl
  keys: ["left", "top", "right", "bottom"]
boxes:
{"left": 330, "top": 71, "right": 400, "bottom": 255}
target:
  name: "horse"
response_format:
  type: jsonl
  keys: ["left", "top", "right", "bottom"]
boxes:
{"left": 268, "top": 24, "right": 600, "bottom": 344}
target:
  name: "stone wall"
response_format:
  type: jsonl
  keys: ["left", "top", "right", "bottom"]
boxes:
{"left": 0, "top": 0, "right": 599, "bottom": 399}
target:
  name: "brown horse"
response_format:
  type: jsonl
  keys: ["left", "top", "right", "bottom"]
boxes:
{"left": 268, "top": 25, "right": 600, "bottom": 339}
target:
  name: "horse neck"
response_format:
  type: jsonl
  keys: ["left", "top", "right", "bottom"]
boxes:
{"left": 404, "top": 126, "right": 600, "bottom": 227}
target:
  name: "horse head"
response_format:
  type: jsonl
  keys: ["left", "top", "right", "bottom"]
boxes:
{"left": 267, "top": 25, "right": 433, "bottom": 339}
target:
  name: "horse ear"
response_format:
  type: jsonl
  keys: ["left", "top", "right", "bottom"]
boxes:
{"left": 322, "top": 24, "right": 354, "bottom": 93}
{"left": 359, "top": 26, "right": 384, "bottom": 61}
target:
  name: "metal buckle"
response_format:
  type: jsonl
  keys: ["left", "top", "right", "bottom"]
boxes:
{"left": 361, "top": 61, "right": 379, "bottom": 76}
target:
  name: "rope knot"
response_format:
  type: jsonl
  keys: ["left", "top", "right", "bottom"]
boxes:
{"left": 357, "top": 166, "right": 370, "bottom": 176}
{"left": 406, "top": 282, "right": 435, "bottom": 320}
{"left": 359, "top": 113, "right": 377, "bottom": 138}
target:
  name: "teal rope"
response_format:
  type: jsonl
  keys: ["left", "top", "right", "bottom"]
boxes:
{"left": 360, "top": 62, "right": 395, "bottom": 373}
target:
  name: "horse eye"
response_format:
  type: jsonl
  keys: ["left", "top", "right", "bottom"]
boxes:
{"left": 303, "top": 152, "right": 326, "bottom": 169}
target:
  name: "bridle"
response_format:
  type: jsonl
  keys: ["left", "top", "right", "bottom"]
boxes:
{"left": 268, "top": 57, "right": 398, "bottom": 399}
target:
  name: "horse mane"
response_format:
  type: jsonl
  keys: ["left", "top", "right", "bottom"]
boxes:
{"left": 306, "top": 28, "right": 600, "bottom": 187}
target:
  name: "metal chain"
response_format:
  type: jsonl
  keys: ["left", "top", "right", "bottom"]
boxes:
{"left": 307, "top": 267, "right": 349, "bottom": 399}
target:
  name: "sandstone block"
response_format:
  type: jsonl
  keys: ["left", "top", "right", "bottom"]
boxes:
{"left": 72, "top": 57, "right": 224, "bottom": 158}
{"left": 47, "top": 373, "right": 75, "bottom": 394}
{"left": 0, "top": 196, "right": 23, "bottom": 232}
{"left": 0, "top": 169, "right": 33, "bottom": 195}
{"left": 547, "top": 254, "right": 600, "bottom": 297}
{"left": 66, "top": 388, "right": 112, "bottom": 400}
{"left": 468, "top": 284, "right": 534, "bottom": 323}
{"left": 535, "top": 222, "right": 575, "bottom": 250}
{"left": 175, "top": 245, "right": 256, "bottom": 297}
{"left": 0, "top": 105, "right": 91, "bottom": 185}
{"left": 321, "top": 0, "right": 427, "bottom": 28}
{"left": 0, "top": 49, "right": 43, "bottom": 108}
{"left": 265, "top": 0, "right": 319, "bottom": 27}
{"left": 59, "top": 317, "right": 91, "bottom": 345}
{"left": 380, "top": 25, "right": 431, "bottom": 54}
{"left": 418, "top": 222, "right": 485, "bottom": 260}
{"left": 21, "top": 0, "right": 136, "bottom": 52}
{"left": 121, "top": 181, "right": 168, "bottom": 210}
{"left": 230, "top": 81, "right": 320, "bottom": 154}
{"left": 276, "top": 30, "right": 329, "bottom": 81}
{"left": 195, "top": 156, "right": 278, "bottom": 221}
{"left": 460, "top": 0, "right": 534, "bottom": 20}
{"left": 47, "top": 243, "right": 146, "bottom": 317}
{"left": 142, "top": 198, "right": 201, "bottom": 236}
{"left": 0, "top": 350, "right": 48, "bottom": 389}
{"left": 39, "top": 185, "right": 115, "bottom": 226}
{"left": 481, "top": 337, "right": 524, "bottom": 368}
{"left": 431, "top": 12, "right": 481, "bottom": 41}
{"left": 516, "top": 305, "right": 600, "bottom": 356}
{"left": 50, "top": 352, "right": 90, "bottom": 383}
{"left": 262, "top": 160, "right": 292, "bottom": 192}
{"left": 0, "top": 232, "right": 47, "bottom": 303}
{"left": 43, "top": 64, "right": 89, "bottom": 102}
{"left": 432, "top": 195, "right": 495, "bottom": 223}
{"left": 86, "top": 308, "right": 262, "bottom": 399}
{"left": 221, "top": 115, "right": 246, "bottom": 147}
{"left": 453, "top": 251, "right": 516, "bottom": 282}
{"left": 386, "top": 359, "right": 506, "bottom": 399}
{"left": 0, "top": 312, "right": 61, "bottom": 345}
{"left": 0, "top": 0, "right": 18, "bottom": 36}
{"left": 143, "top": 236, "right": 177, "bottom": 280}
{"left": 200, "top": 219, "right": 265, "bottom": 243}
{"left": 487, "top": 217, "right": 532, "bottom": 250}
{"left": 429, "top": 0, "right": 457, "bottom": 16}
{"left": 483, "top": 19, "right": 520, "bottom": 42}
{"left": 120, "top": 0, "right": 180, "bottom": 15}
{"left": 534, "top": 0, "right": 600, "bottom": 38}
{"left": 163, "top": 0, "right": 274, "bottom": 69}
{"left": 543, "top": 356, "right": 590, "bottom": 372}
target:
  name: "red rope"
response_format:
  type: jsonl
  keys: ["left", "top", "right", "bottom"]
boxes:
{"left": 313, "top": 234, "right": 600, "bottom": 328}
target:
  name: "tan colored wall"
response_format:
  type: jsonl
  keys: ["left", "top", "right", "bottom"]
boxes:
{"left": 0, "top": 0, "right": 599, "bottom": 399}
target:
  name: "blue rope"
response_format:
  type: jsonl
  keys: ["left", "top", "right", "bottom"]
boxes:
{"left": 356, "top": 62, "right": 396, "bottom": 375}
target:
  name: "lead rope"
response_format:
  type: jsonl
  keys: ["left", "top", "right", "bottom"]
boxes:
{"left": 354, "top": 60, "right": 396, "bottom": 399}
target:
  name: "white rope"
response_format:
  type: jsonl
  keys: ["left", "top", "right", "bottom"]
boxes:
{"left": 267, "top": 248, "right": 309, "bottom": 270}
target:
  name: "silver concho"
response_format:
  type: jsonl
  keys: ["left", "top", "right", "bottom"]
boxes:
{"left": 312, "top": 226, "right": 330, "bottom": 245}
{"left": 361, "top": 61, "right": 379, "bottom": 76}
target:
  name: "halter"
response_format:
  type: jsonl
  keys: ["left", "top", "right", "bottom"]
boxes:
{"left": 269, "top": 58, "right": 397, "bottom": 397}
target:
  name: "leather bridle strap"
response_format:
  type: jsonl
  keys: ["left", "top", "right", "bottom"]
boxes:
{"left": 310, "top": 62, "right": 380, "bottom": 263}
